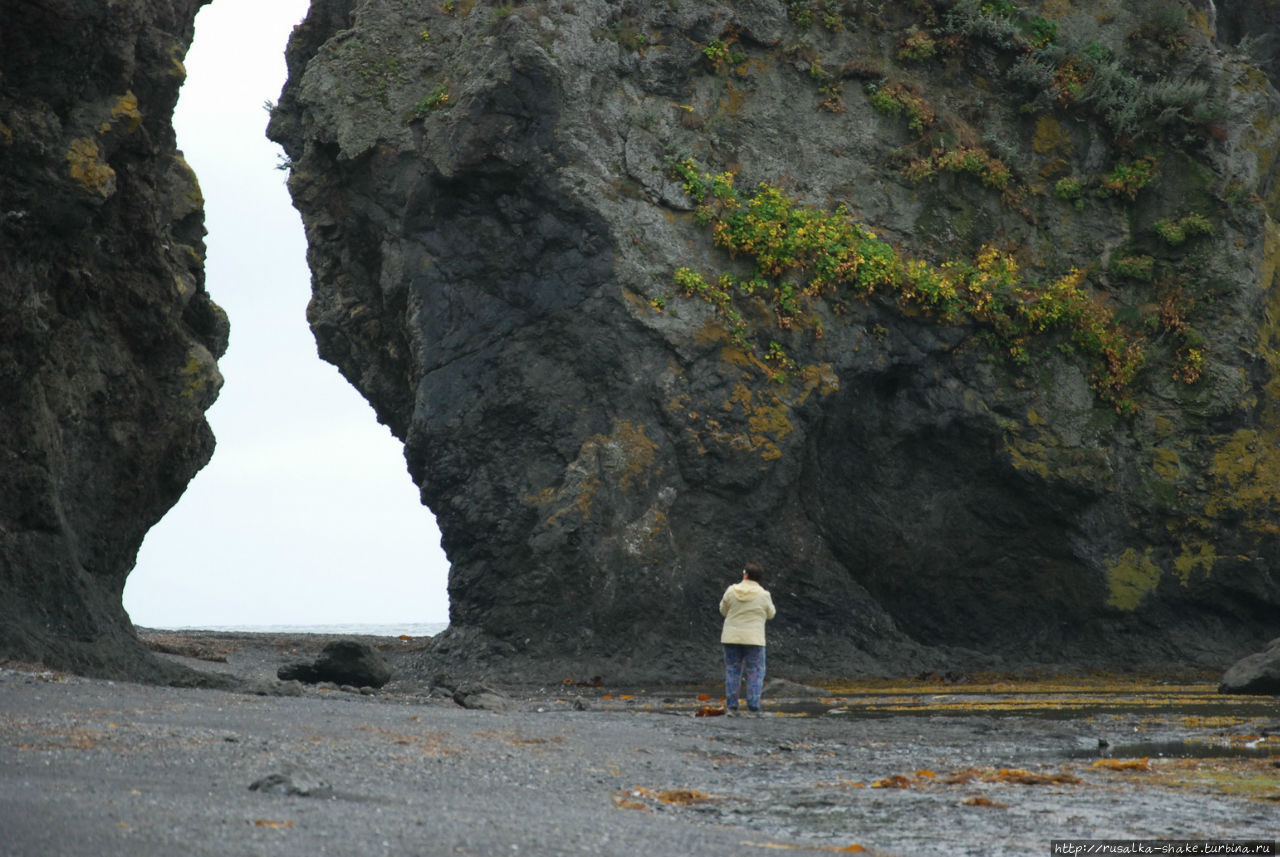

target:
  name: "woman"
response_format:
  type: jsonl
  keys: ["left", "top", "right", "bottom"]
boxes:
{"left": 719, "top": 560, "right": 776, "bottom": 716}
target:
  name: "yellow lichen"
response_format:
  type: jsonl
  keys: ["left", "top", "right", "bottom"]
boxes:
{"left": 178, "top": 345, "right": 220, "bottom": 401}
{"left": 1004, "top": 435, "right": 1052, "bottom": 479}
{"left": 66, "top": 138, "right": 116, "bottom": 197}
{"left": 108, "top": 91, "right": 141, "bottom": 134}
{"left": 173, "top": 154, "right": 204, "bottom": 207}
{"left": 1105, "top": 547, "right": 1161, "bottom": 610}
{"left": 1206, "top": 429, "right": 1280, "bottom": 533}
{"left": 1259, "top": 218, "right": 1280, "bottom": 424}
{"left": 1031, "top": 115, "right": 1073, "bottom": 156}
{"left": 1151, "top": 446, "right": 1182, "bottom": 481}
{"left": 168, "top": 44, "right": 188, "bottom": 80}
{"left": 1173, "top": 540, "right": 1216, "bottom": 586}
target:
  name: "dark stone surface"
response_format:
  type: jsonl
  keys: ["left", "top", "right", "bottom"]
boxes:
{"left": 313, "top": 640, "right": 392, "bottom": 688}
{"left": 277, "top": 662, "right": 321, "bottom": 684}
{"left": 248, "top": 761, "right": 333, "bottom": 797}
{"left": 1214, "top": 0, "right": 1280, "bottom": 90}
{"left": 268, "top": 0, "right": 1280, "bottom": 681}
{"left": 277, "top": 641, "right": 392, "bottom": 688}
{"left": 0, "top": 0, "right": 224, "bottom": 680}
{"left": 451, "top": 682, "right": 511, "bottom": 712}
{"left": 1219, "top": 638, "right": 1280, "bottom": 695}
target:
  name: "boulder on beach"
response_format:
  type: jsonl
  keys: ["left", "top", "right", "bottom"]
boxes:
{"left": 1218, "top": 638, "right": 1280, "bottom": 695}
{"left": 452, "top": 683, "right": 511, "bottom": 712}
{"left": 433, "top": 673, "right": 510, "bottom": 712}
{"left": 276, "top": 640, "right": 391, "bottom": 688}
{"left": 249, "top": 761, "right": 332, "bottom": 797}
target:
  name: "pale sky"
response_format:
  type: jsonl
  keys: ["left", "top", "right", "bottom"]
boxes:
{"left": 123, "top": 0, "right": 451, "bottom": 629}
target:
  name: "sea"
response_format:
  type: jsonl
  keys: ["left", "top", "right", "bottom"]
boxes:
{"left": 153, "top": 622, "right": 450, "bottom": 637}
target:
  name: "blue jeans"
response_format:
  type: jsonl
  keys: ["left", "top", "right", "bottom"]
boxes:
{"left": 723, "top": 644, "right": 766, "bottom": 711}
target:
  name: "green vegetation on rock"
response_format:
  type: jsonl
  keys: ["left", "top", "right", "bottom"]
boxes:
{"left": 669, "top": 156, "right": 1145, "bottom": 410}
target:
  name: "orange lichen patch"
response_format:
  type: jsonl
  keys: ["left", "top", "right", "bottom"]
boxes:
{"left": 940, "top": 768, "right": 983, "bottom": 785}
{"left": 694, "top": 705, "right": 725, "bottom": 717}
{"left": 959, "top": 796, "right": 1008, "bottom": 808}
{"left": 656, "top": 788, "right": 713, "bottom": 805}
{"left": 868, "top": 765, "right": 1081, "bottom": 793}
{"left": 993, "top": 768, "right": 1082, "bottom": 785}
{"left": 250, "top": 819, "right": 294, "bottom": 829}
{"left": 615, "top": 786, "right": 718, "bottom": 810}
{"left": 1092, "top": 757, "right": 1151, "bottom": 772}
{"left": 611, "top": 795, "right": 652, "bottom": 812}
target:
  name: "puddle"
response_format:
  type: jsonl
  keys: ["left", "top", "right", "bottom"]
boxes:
{"left": 1067, "top": 739, "right": 1280, "bottom": 760}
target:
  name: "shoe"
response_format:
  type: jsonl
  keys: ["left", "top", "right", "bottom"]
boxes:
{"left": 747, "top": 707, "right": 762, "bottom": 717}
{"left": 723, "top": 706, "right": 738, "bottom": 717}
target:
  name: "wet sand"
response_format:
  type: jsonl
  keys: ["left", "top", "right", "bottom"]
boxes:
{"left": 1, "top": 631, "right": 1277, "bottom": 856}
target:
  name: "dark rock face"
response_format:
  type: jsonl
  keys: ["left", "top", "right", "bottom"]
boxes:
{"left": 277, "top": 640, "right": 392, "bottom": 688}
{"left": 269, "top": 0, "right": 1280, "bottom": 680}
{"left": 0, "top": 0, "right": 224, "bottom": 678}
{"left": 1214, "top": 0, "right": 1280, "bottom": 90}
{"left": 1219, "top": 638, "right": 1280, "bottom": 695}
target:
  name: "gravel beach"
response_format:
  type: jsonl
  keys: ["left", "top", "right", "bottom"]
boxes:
{"left": 1, "top": 631, "right": 1277, "bottom": 856}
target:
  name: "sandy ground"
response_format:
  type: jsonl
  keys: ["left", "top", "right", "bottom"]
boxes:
{"left": 1, "top": 631, "right": 1278, "bottom": 857}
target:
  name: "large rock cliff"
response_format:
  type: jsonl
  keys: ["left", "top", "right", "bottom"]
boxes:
{"left": 4, "top": 0, "right": 1278, "bottom": 684}
{"left": 271, "top": 0, "right": 1280, "bottom": 680}
{"left": 0, "top": 0, "right": 226, "bottom": 678}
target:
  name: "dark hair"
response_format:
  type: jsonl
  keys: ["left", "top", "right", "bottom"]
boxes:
{"left": 743, "top": 561, "right": 765, "bottom": 584}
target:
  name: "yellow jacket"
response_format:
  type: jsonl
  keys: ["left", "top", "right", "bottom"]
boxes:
{"left": 719, "top": 580, "right": 776, "bottom": 646}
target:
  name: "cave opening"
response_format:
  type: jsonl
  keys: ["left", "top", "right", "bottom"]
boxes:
{"left": 122, "top": 0, "right": 450, "bottom": 635}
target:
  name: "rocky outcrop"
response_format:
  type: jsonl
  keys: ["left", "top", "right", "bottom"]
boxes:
{"left": 277, "top": 640, "right": 393, "bottom": 688}
{"left": 269, "top": 0, "right": 1280, "bottom": 680}
{"left": 1219, "top": 637, "right": 1280, "bottom": 695}
{"left": 6, "top": 0, "right": 1275, "bottom": 683}
{"left": 0, "top": 0, "right": 225, "bottom": 678}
